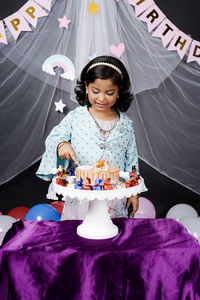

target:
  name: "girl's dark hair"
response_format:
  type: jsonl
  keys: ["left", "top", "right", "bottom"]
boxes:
{"left": 74, "top": 55, "right": 134, "bottom": 112}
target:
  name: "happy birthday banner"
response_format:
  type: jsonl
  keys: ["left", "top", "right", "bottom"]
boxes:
{"left": 127, "top": 0, "right": 200, "bottom": 64}
{"left": 0, "top": 0, "right": 199, "bottom": 65}
{"left": 0, "top": 0, "right": 52, "bottom": 44}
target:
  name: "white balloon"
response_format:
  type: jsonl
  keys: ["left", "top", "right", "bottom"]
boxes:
{"left": 134, "top": 213, "right": 152, "bottom": 219}
{"left": 179, "top": 217, "right": 200, "bottom": 243}
{"left": 0, "top": 232, "right": 6, "bottom": 246}
{"left": 166, "top": 203, "right": 198, "bottom": 221}
{"left": 0, "top": 215, "right": 17, "bottom": 232}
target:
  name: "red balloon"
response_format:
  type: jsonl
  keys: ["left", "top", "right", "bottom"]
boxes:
{"left": 49, "top": 201, "right": 64, "bottom": 216}
{"left": 7, "top": 206, "right": 30, "bottom": 220}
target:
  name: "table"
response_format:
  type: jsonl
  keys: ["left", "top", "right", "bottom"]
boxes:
{"left": 0, "top": 218, "right": 200, "bottom": 300}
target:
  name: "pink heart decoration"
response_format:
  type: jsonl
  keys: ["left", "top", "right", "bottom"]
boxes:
{"left": 110, "top": 43, "right": 125, "bottom": 58}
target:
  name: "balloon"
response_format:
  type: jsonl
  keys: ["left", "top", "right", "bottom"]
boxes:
{"left": 25, "top": 204, "right": 61, "bottom": 221}
{"left": 7, "top": 206, "right": 29, "bottom": 220}
{"left": 179, "top": 217, "right": 200, "bottom": 243}
{"left": 49, "top": 201, "right": 64, "bottom": 216}
{"left": 0, "top": 215, "right": 17, "bottom": 232}
{"left": 134, "top": 213, "right": 152, "bottom": 219}
{"left": 0, "top": 232, "right": 6, "bottom": 246}
{"left": 134, "top": 197, "right": 156, "bottom": 218}
{"left": 47, "top": 182, "right": 58, "bottom": 200}
{"left": 166, "top": 204, "right": 198, "bottom": 221}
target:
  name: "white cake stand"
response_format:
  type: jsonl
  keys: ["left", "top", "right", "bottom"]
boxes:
{"left": 52, "top": 172, "right": 146, "bottom": 240}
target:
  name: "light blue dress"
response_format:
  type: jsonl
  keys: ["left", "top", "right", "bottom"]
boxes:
{"left": 36, "top": 106, "right": 140, "bottom": 180}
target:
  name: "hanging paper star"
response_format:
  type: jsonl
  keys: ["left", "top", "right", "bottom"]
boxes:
{"left": 54, "top": 99, "right": 66, "bottom": 113}
{"left": 58, "top": 15, "right": 71, "bottom": 29}
{"left": 88, "top": 2, "right": 99, "bottom": 16}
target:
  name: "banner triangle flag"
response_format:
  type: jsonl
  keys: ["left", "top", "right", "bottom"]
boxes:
{"left": 4, "top": 11, "right": 32, "bottom": 40}
{"left": 0, "top": 21, "right": 8, "bottom": 44}
{"left": 138, "top": 4, "right": 165, "bottom": 32}
{"left": 33, "top": 0, "right": 52, "bottom": 11}
{"left": 187, "top": 40, "right": 200, "bottom": 64}
{"left": 20, "top": 0, "right": 48, "bottom": 28}
{"left": 152, "top": 18, "right": 178, "bottom": 47}
{"left": 127, "top": 0, "right": 154, "bottom": 17}
{"left": 168, "top": 30, "right": 192, "bottom": 59}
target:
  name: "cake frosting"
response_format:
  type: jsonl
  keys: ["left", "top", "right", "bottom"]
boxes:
{"left": 75, "top": 160, "right": 119, "bottom": 185}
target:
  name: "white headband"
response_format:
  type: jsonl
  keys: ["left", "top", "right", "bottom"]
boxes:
{"left": 87, "top": 62, "right": 123, "bottom": 79}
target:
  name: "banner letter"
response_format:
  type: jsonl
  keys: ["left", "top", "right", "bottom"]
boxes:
{"left": 174, "top": 36, "right": 187, "bottom": 50}
{"left": 168, "top": 30, "right": 192, "bottom": 59}
{"left": 10, "top": 18, "right": 20, "bottom": 31}
{"left": 187, "top": 40, "right": 200, "bottom": 64}
{"left": 139, "top": 4, "right": 165, "bottom": 32}
{"left": 20, "top": 1, "right": 48, "bottom": 28}
{"left": 25, "top": 7, "right": 36, "bottom": 19}
{"left": 127, "top": 0, "right": 154, "bottom": 17}
{"left": 4, "top": 11, "right": 32, "bottom": 40}
{"left": 152, "top": 19, "right": 178, "bottom": 47}
{"left": 146, "top": 9, "right": 159, "bottom": 23}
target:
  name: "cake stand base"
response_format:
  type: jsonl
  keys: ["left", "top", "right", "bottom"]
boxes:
{"left": 77, "top": 199, "right": 119, "bottom": 239}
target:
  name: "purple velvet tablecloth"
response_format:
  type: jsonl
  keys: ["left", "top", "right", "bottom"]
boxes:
{"left": 0, "top": 218, "right": 200, "bottom": 300}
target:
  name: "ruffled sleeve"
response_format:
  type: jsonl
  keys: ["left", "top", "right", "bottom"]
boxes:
{"left": 36, "top": 112, "right": 73, "bottom": 181}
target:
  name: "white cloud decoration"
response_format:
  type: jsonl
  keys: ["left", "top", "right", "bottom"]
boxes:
{"left": 42, "top": 54, "right": 75, "bottom": 81}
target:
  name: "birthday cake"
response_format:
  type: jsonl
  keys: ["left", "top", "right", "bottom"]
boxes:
{"left": 53, "top": 160, "right": 141, "bottom": 191}
{"left": 75, "top": 160, "right": 119, "bottom": 185}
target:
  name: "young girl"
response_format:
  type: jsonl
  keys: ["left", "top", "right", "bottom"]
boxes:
{"left": 36, "top": 55, "right": 147, "bottom": 218}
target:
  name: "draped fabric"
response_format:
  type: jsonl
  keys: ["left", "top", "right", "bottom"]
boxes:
{"left": 1, "top": 218, "right": 200, "bottom": 299}
{"left": 0, "top": 0, "right": 200, "bottom": 195}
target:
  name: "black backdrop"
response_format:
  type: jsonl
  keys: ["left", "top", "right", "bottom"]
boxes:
{"left": 0, "top": 0, "right": 200, "bottom": 217}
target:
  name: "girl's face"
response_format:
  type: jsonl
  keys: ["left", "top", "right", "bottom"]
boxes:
{"left": 86, "top": 78, "right": 119, "bottom": 113}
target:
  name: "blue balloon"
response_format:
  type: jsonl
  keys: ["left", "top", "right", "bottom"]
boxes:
{"left": 25, "top": 204, "right": 61, "bottom": 221}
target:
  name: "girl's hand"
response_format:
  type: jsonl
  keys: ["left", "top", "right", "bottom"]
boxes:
{"left": 57, "top": 142, "right": 78, "bottom": 164}
{"left": 126, "top": 194, "right": 139, "bottom": 217}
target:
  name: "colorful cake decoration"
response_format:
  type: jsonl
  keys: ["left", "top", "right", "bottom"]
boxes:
{"left": 93, "top": 178, "right": 103, "bottom": 190}
{"left": 104, "top": 178, "right": 113, "bottom": 190}
{"left": 75, "top": 177, "right": 83, "bottom": 190}
{"left": 53, "top": 161, "right": 141, "bottom": 191}
{"left": 83, "top": 177, "right": 93, "bottom": 190}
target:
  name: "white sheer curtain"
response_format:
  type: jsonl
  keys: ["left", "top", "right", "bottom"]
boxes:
{"left": 0, "top": 0, "right": 200, "bottom": 195}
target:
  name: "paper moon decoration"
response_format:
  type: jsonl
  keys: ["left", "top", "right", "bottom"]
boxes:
{"left": 42, "top": 54, "right": 75, "bottom": 80}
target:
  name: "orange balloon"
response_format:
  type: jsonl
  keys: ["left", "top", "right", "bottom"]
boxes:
{"left": 49, "top": 201, "right": 64, "bottom": 216}
{"left": 7, "top": 206, "right": 29, "bottom": 220}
